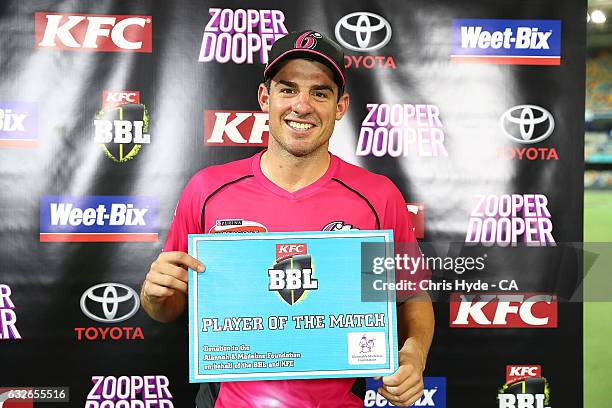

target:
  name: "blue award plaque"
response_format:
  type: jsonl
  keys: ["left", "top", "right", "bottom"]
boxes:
{"left": 188, "top": 230, "right": 397, "bottom": 382}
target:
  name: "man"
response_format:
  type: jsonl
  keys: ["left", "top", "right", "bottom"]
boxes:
{"left": 141, "top": 30, "right": 434, "bottom": 407}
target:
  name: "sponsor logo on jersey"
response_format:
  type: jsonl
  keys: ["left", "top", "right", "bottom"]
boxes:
{"left": 199, "top": 8, "right": 288, "bottom": 64}
{"left": 94, "top": 90, "right": 150, "bottom": 162}
{"left": 465, "top": 194, "right": 555, "bottom": 246}
{"left": 498, "top": 365, "right": 551, "bottom": 408}
{"left": 497, "top": 105, "right": 558, "bottom": 161}
{"left": 85, "top": 376, "right": 173, "bottom": 406}
{"left": 76, "top": 283, "right": 143, "bottom": 341}
{"left": 204, "top": 110, "right": 269, "bottom": 146}
{"left": 268, "top": 243, "right": 318, "bottom": 305}
{"left": 39, "top": 195, "right": 158, "bottom": 242}
{"left": 364, "top": 377, "right": 447, "bottom": 407}
{"left": 451, "top": 19, "right": 561, "bottom": 65}
{"left": 35, "top": 12, "right": 152, "bottom": 52}
{"left": 357, "top": 104, "right": 448, "bottom": 158}
{"left": 407, "top": 203, "right": 425, "bottom": 238}
{"left": 449, "top": 293, "right": 558, "bottom": 328}
{"left": 0, "top": 284, "right": 21, "bottom": 340}
{"left": 322, "top": 221, "right": 359, "bottom": 231}
{"left": 0, "top": 102, "right": 37, "bottom": 148}
{"left": 209, "top": 219, "right": 268, "bottom": 233}
{"left": 335, "top": 12, "right": 396, "bottom": 69}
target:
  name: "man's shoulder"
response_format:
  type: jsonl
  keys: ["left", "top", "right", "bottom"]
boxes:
{"left": 186, "top": 154, "right": 255, "bottom": 197}
{"left": 333, "top": 155, "right": 399, "bottom": 196}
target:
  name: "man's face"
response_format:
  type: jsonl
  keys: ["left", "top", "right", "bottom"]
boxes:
{"left": 258, "top": 59, "right": 349, "bottom": 158}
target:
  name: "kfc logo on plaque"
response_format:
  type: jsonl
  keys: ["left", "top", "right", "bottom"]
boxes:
{"left": 268, "top": 243, "right": 318, "bottom": 305}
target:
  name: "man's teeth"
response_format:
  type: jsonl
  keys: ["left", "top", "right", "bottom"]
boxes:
{"left": 287, "top": 121, "right": 313, "bottom": 130}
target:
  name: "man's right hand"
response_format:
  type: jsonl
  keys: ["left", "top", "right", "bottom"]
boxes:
{"left": 141, "top": 251, "right": 205, "bottom": 322}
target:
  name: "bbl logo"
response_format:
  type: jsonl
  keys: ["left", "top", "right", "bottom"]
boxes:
{"left": 498, "top": 365, "right": 551, "bottom": 408}
{"left": 268, "top": 243, "right": 318, "bottom": 305}
{"left": 93, "top": 90, "right": 150, "bottom": 162}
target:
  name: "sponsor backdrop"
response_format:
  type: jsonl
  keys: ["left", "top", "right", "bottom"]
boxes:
{"left": 0, "top": 0, "right": 584, "bottom": 407}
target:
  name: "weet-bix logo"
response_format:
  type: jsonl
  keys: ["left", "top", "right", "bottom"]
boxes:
{"left": 451, "top": 19, "right": 561, "bottom": 65}
{"left": 40, "top": 196, "right": 158, "bottom": 242}
{"left": 0, "top": 102, "right": 38, "bottom": 147}
{"left": 364, "top": 377, "right": 446, "bottom": 407}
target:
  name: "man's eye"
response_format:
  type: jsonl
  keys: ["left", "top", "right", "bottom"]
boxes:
{"left": 313, "top": 91, "right": 327, "bottom": 98}
{"left": 280, "top": 88, "right": 294, "bottom": 94}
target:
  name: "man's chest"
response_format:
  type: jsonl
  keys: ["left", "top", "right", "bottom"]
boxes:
{"left": 202, "top": 188, "right": 379, "bottom": 234}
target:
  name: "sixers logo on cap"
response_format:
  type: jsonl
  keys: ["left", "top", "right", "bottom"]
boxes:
{"left": 264, "top": 30, "right": 346, "bottom": 91}
{"left": 295, "top": 30, "right": 322, "bottom": 49}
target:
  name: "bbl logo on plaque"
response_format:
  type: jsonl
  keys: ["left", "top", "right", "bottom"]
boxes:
{"left": 268, "top": 243, "right": 318, "bottom": 305}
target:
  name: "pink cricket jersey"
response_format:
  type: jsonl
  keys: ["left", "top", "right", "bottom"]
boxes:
{"left": 164, "top": 151, "right": 415, "bottom": 407}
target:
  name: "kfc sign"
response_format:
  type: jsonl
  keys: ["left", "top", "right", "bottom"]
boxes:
{"left": 276, "top": 243, "right": 307, "bottom": 260}
{"left": 449, "top": 293, "right": 557, "bottom": 328}
{"left": 204, "top": 110, "right": 269, "bottom": 146}
{"left": 506, "top": 365, "right": 542, "bottom": 383}
{"left": 35, "top": 12, "right": 152, "bottom": 52}
{"left": 103, "top": 91, "right": 140, "bottom": 109}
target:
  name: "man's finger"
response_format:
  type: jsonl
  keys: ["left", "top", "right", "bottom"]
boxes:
{"left": 143, "top": 281, "right": 175, "bottom": 298}
{"left": 395, "top": 382, "right": 425, "bottom": 407}
{"left": 382, "top": 363, "right": 415, "bottom": 387}
{"left": 378, "top": 381, "right": 423, "bottom": 407}
{"left": 152, "top": 262, "right": 189, "bottom": 283}
{"left": 381, "top": 371, "right": 420, "bottom": 396}
{"left": 159, "top": 251, "right": 205, "bottom": 272}
{"left": 146, "top": 272, "right": 188, "bottom": 294}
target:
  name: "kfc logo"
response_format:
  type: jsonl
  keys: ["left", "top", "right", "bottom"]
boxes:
{"left": 35, "top": 12, "right": 152, "bottom": 52}
{"left": 103, "top": 91, "right": 140, "bottom": 109}
{"left": 450, "top": 293, "right": 557, "bottom": 328}
{"left": 276, "top": 243, "right": 307, "bottom": 260}
{"left": 506, "top": 365, "right": 542, "bottom": 383}
{"left": 204, "top": 110, "right": 269, "bottom": 146}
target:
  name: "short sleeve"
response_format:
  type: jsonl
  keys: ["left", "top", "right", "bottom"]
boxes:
{"left": 163, "top": 173, "right": 205, "bottom": 253}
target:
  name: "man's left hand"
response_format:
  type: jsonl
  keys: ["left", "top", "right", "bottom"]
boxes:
{"left": 378, "top": 338, "right": 425, "bottom": 407}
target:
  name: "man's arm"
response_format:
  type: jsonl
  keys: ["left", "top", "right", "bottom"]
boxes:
{"left": 397, "top": 291, "right": 434, "bottom": 367}
{"left": 379, "top": 291, "right": 434, "bottom": 407}
{"left": 140, "top": 251, "right": 204, "bottom": 323}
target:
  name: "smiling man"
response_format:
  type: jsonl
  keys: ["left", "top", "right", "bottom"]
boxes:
{"left": 140, "top": 30, "right": 434, "bottom": 408}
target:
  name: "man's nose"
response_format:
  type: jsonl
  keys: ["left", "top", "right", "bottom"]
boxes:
{"left": 291, "top": 91, "right": 314, "bottom": 115}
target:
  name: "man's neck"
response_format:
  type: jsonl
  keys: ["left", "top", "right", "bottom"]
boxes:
{"left": 260, "top": 148, "right": 331, "bottom": 193}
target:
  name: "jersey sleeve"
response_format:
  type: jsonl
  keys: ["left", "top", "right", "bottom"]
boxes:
{"left": 163, "top": 172, "right": 205, "bottom": 253}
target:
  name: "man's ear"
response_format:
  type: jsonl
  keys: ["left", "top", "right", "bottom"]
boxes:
{"left": 258, "top": 83, "right": 270, "bottom": 113}
{"left": 335, "top": 91, "right": 349, "bottom": 121}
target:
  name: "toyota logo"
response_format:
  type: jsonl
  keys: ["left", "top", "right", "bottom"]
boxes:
{"left": 80, "top": 283, "right": 140, "bottom": 323}
{"left": 334, "top": 12, "right": 392, "bottom": 52}
{"left": 500, "top": 105, "right": 555, "bottom": 144}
